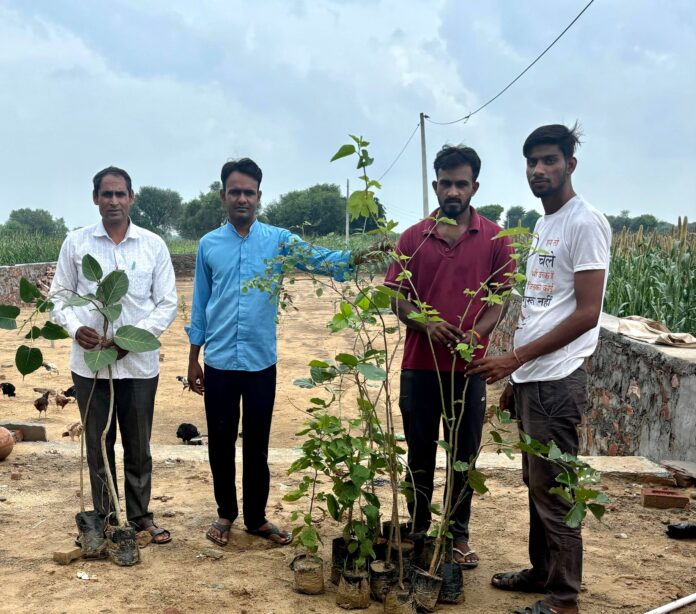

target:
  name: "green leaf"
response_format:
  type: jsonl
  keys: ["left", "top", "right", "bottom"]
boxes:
{"left": 294, "top": 378, "right": 316, "bottom": 389}
{"left": 84, "top": 347, "right": 118, "bottom": 372}
{"left": 81, "top": 254, "right": 103, "bottom": 282}
{"left": 374, "top": 284, "right": 405, "bottom": 300}
{"left": 362, "top": 503, "right": 379, "bottom": 525}
{"left": 468, "top": 469, "right": 489, "bottom": 495}
{"left": 62, "top": 295, "right": 91, "bottom": 307}
{"left": 335, "top": 353, "right": 358, "bottom": 367}
{"left": 453, "top": 460, "right": 469, "bottom": 472}
{"left": 548, "top": 486, "right": 573, "bottom": 503}
{"left": 38, "top": 321, "right": 67, "bottom": 340}
{"left": 437, "top": 216, "right": 457, "bottom": 226}
{"left": 493, "top": 226, "right": 532, "bottom": 238}
{"left": 98, "top": 304, "right": 123, "bottom": 323}
{"left": 347, "top": 190, "right": 377, "bottom": 221}
{"left": 37, "top": 299, "right": 54, "bottom": 313}
{"left": 25, "top": 326, "right": 42, "bottom": 340}
{"left": 349, "top": 465, "right": 371, "bottom": 489}
{"left": 326, "top": 494, "right": 340, "bottom": 521}
{"left": 564, "top": 502, "right": 586, "bottom": 528}
{"left": 96, "top": 270, "right": 129, "bottom": 305}
{"left": 113, "top": 325, "right": 161, "bottom": 353}
{"left": 15, "top": 345, "right": 43, "bottom": 376}
{"left": 587, "top": 503, "right": 606, "bottom": 522}
{"left": 298, "top": 526, "right": 319, "bottom": 553}
{"left": 19, "top": 278, "right": 42, "bottom": 303}
{"left": 330, "top": 144, "right": 356, "bottom": 162}
{"left": 356, "top": 363, "right": 386, "bottom": 381}
{"left": 308, "top": 359, "right": 330, "bottom": 369}
{"left": 0, "top": 304, "right": 19, "bottom": 330}
{"left": 436, "top": 439, "right": 452, "bottom": 454}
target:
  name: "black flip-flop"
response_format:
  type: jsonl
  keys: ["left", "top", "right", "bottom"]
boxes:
{"left": 492, "top": 569, "right": 545, "bottom": 593}
{"left": 206, "top": 521, "right": 231, "bottom": 546}
{"left": 246, "top": 522, "right": 292, "bottom": 546}
{"left": 667, "top": 522, "right": 696, "bottom": 539}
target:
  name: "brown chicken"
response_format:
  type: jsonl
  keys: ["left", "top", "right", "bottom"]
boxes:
{"left": 55, "top": 392, "right": 74, "bottom": 409}
{"left": 34, "top": 391, "right": 50, "bottom": 418}
{"left": 62, "top": 421, "right": 84, "bottom": 441}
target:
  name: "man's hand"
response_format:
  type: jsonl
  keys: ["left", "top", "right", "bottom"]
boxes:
{"left": 75, "top": 326, "right": 103, "bottom": 350}
{"left": 499, "top": 382, "right": 516, "bottom": 418}
{"left": 424, "top": 321, "right": 465, "bottom": 351}
{"left": 351, "top": 239, "right": 393, "bottom": 266}
{"left": 188, "top": 361, "right": 205, "bottom": 395}
{"left": 466, "top": 353, "right": 519, "bottom": 384}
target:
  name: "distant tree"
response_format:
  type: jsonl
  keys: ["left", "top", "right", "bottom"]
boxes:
{"left": 264, "top": 184, "right": 345, "bottom": 236}
{"left": 476, "top": 204, "right": 504, "bottom": 224}
{"left": 504, "top": 206, "right": 527, "bottom": 228}
{"left": 131, "top": 186, "right": 183, "bottom": 236}
{"left": 177, "top": 182, "right": 226, "bottom": 240}
{"left": 1, "top": 208, "right": 68, "bottom": 237}
{"left": 521, "top": 209, "right": 542, "bottom": 230}
{"left": 628, "top": 214, "right": 659, "bottom": 232}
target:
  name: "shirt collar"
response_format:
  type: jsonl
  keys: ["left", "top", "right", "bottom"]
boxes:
{"left": 226, "top": 218, "right": 259, "bottom": 238}
{"left": 421, "top": 206, "right": 482, "bottom": 235}
{"left": 92, "top": 218, "right": 140, "bottom": 241}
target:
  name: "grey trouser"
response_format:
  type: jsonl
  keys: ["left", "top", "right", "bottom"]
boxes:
{"left": 514, "top": 367, "right": 587, "bottom": 609}
{"left": 72, "top": 372, "right": 159, "bottom": 524}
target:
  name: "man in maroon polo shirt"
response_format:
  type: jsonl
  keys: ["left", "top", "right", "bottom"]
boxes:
{"left": 384, "top": 144, "right": 514, "bottom": 567}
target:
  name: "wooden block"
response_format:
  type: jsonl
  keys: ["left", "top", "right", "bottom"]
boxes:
{"left": 53, "top": 546, "right": 82, "bottom": 565}
{"left": 640, "top": 487, "right": 690, "bottom": 509}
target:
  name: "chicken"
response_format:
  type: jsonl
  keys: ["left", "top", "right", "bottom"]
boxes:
{"left": 33, "top": 387, "right": 56, "bottom": 397}
{"left": 176, "top": 375, "right": 189, "bottom": 391}
{"left": 1, "top": 382, "right": 16, "bottom": 397}
{"left": 176, "top": 423, "right": 199, "bottom": 443}
{"left": 63, "top": 385, "right": 77, "bottom": 398}
{"left": 41, "top": 362, "right": 60, "bottom": 376}
{"left": 62, "top": 421, "right": 84, "bottom": 441}
{"left": 34, "top": 391, "right": 50, "bottom": 418}
{"left": 55, "top": 392, "right": 74, "bottom": 409}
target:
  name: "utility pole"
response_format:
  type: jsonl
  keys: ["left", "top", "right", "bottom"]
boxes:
{"left": 420, "top": 112, "right": 429, "bottom": 218}
{"left": 345, "top": 179, "right": 350, "bottom": 246}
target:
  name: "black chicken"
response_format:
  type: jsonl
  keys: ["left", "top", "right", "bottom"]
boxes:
{"left": 1, "top": 382, "right": 16, "bottom": 397}
{"left": 63, "top": 385, "right": 77, "bottom": 398}
{"left": 176, "top": 375, "right": 189, "bottom": 391}
{"left": 176, "top": 423, "right": 200, "bottom": 443}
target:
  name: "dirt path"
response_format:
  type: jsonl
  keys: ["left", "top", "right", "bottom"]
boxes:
{"left": 1, "top": 277, "right": 695, "bottom": 613}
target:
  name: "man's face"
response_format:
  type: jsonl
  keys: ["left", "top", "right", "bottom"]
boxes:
{"left": 525, "top": 144, "right": 576, "bottom": 198}
{"left": 93, "top": 174, "right": 133, "bottom": 226}
{"left": 221, "top": 171, "right": 261, "bottom": 226}
{"left": 432, "top": 164, "right": 479, "bottom": 218}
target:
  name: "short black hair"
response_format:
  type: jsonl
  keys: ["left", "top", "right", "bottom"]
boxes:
{"left": 523, "top": 122, "right": 582, "bottom": 160}
{"left": 433, "top": 145, "right": 481, "bottom": 180}
{"left": 92, "top": 166, "right": 133, "bottom": 195}
{"left": 220, "top": 158, "right": 263, "bottom": 189}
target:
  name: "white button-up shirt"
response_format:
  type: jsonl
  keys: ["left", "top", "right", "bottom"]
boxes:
{"left": 50, "top": 220, "right": 178, "bottom": 379}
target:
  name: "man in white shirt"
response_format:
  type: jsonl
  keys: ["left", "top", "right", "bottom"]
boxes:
{"left": 51, "top": 166, "right": 178, "bottom": 544}
{"left": 468, "top": 124, "right": 611, "bottom": 614}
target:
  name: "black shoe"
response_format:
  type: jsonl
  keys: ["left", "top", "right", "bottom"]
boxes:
{"left": 666, "top": 523, "right": 696, "bottom": 539}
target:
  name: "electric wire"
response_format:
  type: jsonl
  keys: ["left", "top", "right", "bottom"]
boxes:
{"left": 377, "top": 122, "right": 420, "bottom": 181}
{"left": 426, "top": 0, "right": 596, "bottom": 126}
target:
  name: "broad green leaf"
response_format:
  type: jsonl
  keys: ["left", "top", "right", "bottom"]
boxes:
{"left": 81, "top": 254, "right": 103, "bottom": 282}
{"left": 326, "top": 494, "right": 340, "bottom": 521}
{"left": 340, "top": 302, "right": 353, "bottom": 317}
{"left": 98, "top": 304, "right": 123, "bottom": 323}
{"left": 362, "top": 503, "right": 379, "bottom": 525}
{"left": 15, "top": 345, "right": 43, "bottom": 376}
{"left": 356, "top": 363, "right": 386, "bottom": 381}
{"left": 294, "top": 378, "right": 316, "bottom": 389}
{"left": 0, "top": 317, "right": 17, "bottom": 330}
{"left": 113, "top": 325, "right": 160, "bottom": 353}
{"left": 25, "top": 326, "right": 42, "bottom": 340}
{"left": 548, "top": 486, "right": 573, "bottom": 503}
{"left": 367, "top": 179, "right": 381, "bottom": 190}
{"left": 62, "top": 294, "right": 91, "bottom": 307}
{"left": 335, "top": 353, "right": 358, "bottom": 367}
{"left": 40, "top": 321, "right": 70, "bottom": 340}
{"left": 468, "top": 469, "right": 489, "bottom": 495}
{"left": 436, "top": 439, "right": 452, "bottom": 454}
{"left": 37, "top": 299, "right": 54, "bottom": 313}
{"left": 564, "top": 502, "right": 586, "bottom": 528}
{"left": 84, "top": 347, "right": 118, "bottom": 372}
{"left": 330, "top": 144, "right": 356, "bottom": 162}
{"left": 308, "top": 359, "right": 330, "bottom": 369}
{"left": 0, "top": 305, "right": 19, "bottom": 330}
{"left": 547, "top": 441, "right": 563, "bottom": 460}
{"left": 309, "top": 397, "right": 327, "bottom": 407}
{"left": 374, "top": 285, "right": 405, "bottom": 300}
{"left": 453, "top": 460, "right": 469, "bottom": 472}
{"left": 349, "top": 134, "right": 369, "bottom": 147}
{"left": 493, "top": 226, "right": 532, "bottom": 239}
{"left": 587, "top": 503, "right": 606, "bottom": 522}
{"left": 347, "top": 190, "right": 377, "bottom": 220}
{"left": 19, "top": 278, "right": 42, "bottom": 303}
{"left": 349, "top": 465, "right": 371, "bottom": 489}
{"left": 437, "top": 216, "right": 457, "bottom": 226}
{"left": 97, "top": 270, "right": 129, "bottom": 305}
{"left": 298, "top": 526, "right": 319, "bottom": 553}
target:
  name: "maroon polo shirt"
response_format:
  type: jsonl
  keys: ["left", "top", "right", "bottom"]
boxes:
{"left": 384, "top": 207, "right": 515, "bottom": 372}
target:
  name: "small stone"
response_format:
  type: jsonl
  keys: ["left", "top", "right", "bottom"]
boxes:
{"left": 0, "top": 496, "right": 6, "bottom": 502}
{"left": 162, "top": 510, "right": 176, "bottom": 518}
{"left": 136, "top": 531, "right": 152, "bottom": 548}
{"left": 625, "top": 580, "right": 633, "bottom": 586}
{"left": 199, "top": 548, "right": 223, "bottom": 560}
{"left": 10, "top": 472, "right": 20, "bottom": 480}
{"left": 691, "top": 492, "right": 696, "bottom": 500}
{"left": 661, "top": 517, "right": 672, "bottom": 525}
{"left": 615, "top": 533, "right": 628, "bottom": 539}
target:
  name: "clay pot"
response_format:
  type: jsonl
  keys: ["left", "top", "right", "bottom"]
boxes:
{"left": 370, "top": 560, "right": 397, "bottom": 602}
{"left": 290, "top": 553, "right": 325, "bottom": 595}
{"left": 0, "top": 427, "right": 15, "bottom": 461}
{"left": 336, "top": 570, "right": 370, "bottom": 610}
{"left": 411, "top": 567, "right": 443, "bottom": 612}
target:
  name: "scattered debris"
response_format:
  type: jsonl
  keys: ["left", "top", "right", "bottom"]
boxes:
{"left": 641, "top": 487, "right": 690, "bottom": 509}
{"left": 615, "top": 533, "right": 628, "bottom": 539}
{"left": 198, "top": 548, "right": 224, "bottom": 560}
{"left": 153, "top": 495, "right": 173, "bottom": 502}
{"left": 162, "top": 510, "right": 176, "bottom": 518}
{"left": 136, "top": 530, "right": 153, "bottom": 548}
{"left": 76, "top": 571, "right": 93, "bottom": 580}
{"left": 10, "top": 472, "right": 21, "bottom": 480}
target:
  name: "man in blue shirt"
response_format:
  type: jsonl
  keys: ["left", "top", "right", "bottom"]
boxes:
{"left": 186, "top": 158, "right": 354, "bottom": 546}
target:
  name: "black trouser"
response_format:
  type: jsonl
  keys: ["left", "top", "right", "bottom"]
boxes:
{"left": 204, "top": 363, "right": 276, "bottom": 529}
{"left": 399, "top": 369, "right": 486, "bottom": 541}
{"left": 514, "top": 367, "right": 587, "bottom": 609}
{"left": 72, "top": 372, "right": 158, "bottom": 524}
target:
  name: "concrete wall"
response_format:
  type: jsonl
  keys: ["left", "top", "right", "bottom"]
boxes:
{"left": 0, "top": 255, "right": 195, "bottom": 306}
{"left": 490, "top": 299, "right": 696, "bottom": 463}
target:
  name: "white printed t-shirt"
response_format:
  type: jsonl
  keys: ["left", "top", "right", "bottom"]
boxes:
{"left": 512, "top": 195, "right": 611, "bottom": 383}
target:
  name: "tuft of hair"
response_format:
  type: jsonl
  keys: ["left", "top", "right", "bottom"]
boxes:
{"left": 523, "top": 122, "right": 583, "bottom": 160}
{"left": 92, "top": 166, "right": 133, "bottom": 195}
{"left": 433, "top": 145, "right": 481, "bottom": 180}
{"left": 220, "top": 158, "right": 263, "bottom": 190}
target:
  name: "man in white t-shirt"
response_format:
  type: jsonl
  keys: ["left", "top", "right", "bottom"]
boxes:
{"left": 467, "top": 124, "right": 611, "bottom": 614}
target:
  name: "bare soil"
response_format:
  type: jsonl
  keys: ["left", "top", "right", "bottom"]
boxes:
{"left": 1, "top": 277, "right": 695, "bottom": 613}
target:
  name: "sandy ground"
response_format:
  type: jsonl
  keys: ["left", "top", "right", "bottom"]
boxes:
{"left": 1, "top": 277, "right": 695, "bottom": 614}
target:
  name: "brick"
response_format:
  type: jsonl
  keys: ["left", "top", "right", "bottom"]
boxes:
{"left": 640, "top": 487, "right": 690, "bottom": 509}
{"left": 0, "top": 421, "right": 47, "bottom": 442}
{"left": 53, "top": 546, "right": 82, "bottom": 565}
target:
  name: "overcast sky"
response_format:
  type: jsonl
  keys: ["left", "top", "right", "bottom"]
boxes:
{"left": 0, "top": 0, "right": 694, "bottom": 231}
